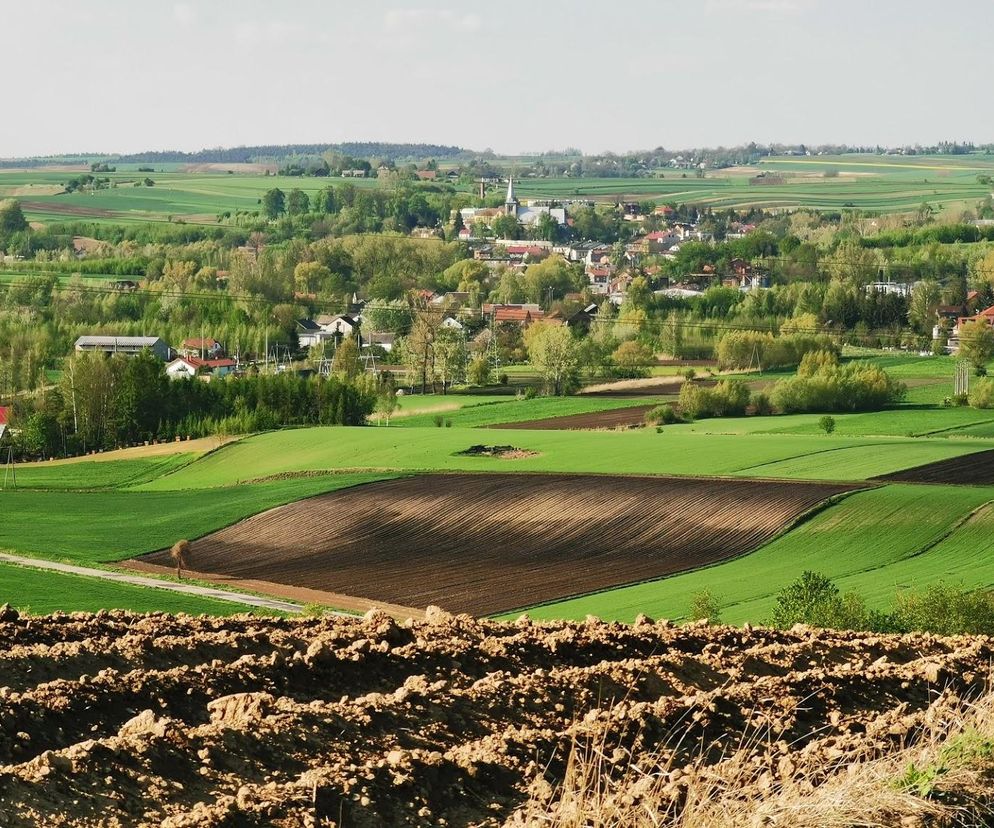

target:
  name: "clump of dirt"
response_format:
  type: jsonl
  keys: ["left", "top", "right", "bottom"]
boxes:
{"left": 1, "top": 612, "right": 994, "bottom": 826}
{"left": 457, "top": 444, "right": 539, "bottom": 459}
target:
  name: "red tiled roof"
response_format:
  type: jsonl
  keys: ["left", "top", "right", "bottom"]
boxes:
{"left": 494, "top": 308, "right": 544, "bottom": 323}
{"left": 0, "top": 406, "right": 8, "bottom": 426}
{"left": 182, "top": 337, "right": 221, "bottom": 349}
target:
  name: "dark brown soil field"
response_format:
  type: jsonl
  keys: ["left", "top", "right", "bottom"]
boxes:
{"left": 2, "top": 610, "right": 994, "bottom": 826}
{"left": 138, "top": 474, "right": 855, "bottom": 615}
{"left": 493, "top": 404, "right": 656, "bottom": 430}
{"left": 877, "top": 447, "right": 994, "bottom": 484}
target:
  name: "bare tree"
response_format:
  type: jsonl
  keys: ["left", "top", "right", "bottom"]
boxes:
{"left": 170, "top": 539, "right": 190, "bottom": 579}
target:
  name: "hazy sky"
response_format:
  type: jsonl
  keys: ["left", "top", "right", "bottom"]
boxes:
{"left": 2, "top": 0, "right": 989, "bottom": 157}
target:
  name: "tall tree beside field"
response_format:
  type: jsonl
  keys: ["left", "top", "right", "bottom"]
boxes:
{"left": 959, "top": 320, "right": 994, "bottom": 372}
{"left": 525, "top": 322, "right": 580, "bottom": 396}
{"left": 262, "top": 188, "right": 286, "bottom": 219}
{"left": 287, "top": 189, "right": 310, "bottom": 216}
{"left": 433, "top": 327, "right": 468, "bottom": 393}
{"left": 908, "top": 279, "right": 941, "bottom": 334}
{"left": 331, "top": 336, "right": 361, "bottom": 380}
{"left": 0, "top": 199, "right": 28, "bottom": 235}
{"left": 402, "top": 302, "right": 444, "bottom": 394}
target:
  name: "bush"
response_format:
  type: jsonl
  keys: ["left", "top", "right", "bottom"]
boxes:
{"left": 678, "top": 380, "right": 750, "bottom": 420}
{"left": 969, "top": 378, "right": 994, "bottom": 409}
{"left": 715, "top": 330, "right": 839, "bottom": 372}
{"left": 611, "top": 340, "right": 653, "bottom": 379}
{"left": 770, "top": 351, "right": 906, "bottom": 413}
{"left": 645, "top": 404, "right": 678, "bottom": 426}
{"left": 523, "top": 386, "right": 538, "bottom": 400}
{"left": 769, "top": 571, "right": 882, "bottom": 631}
{"left": 892, "top": 583, "right": 994, "bottom": 636}
{"left": 751, "top": 391, "right": 772, "bottom": 416}
{"left": 689, "top": 589, "right": 722, "bottom": 624}
{"left": 819, "top": 415, "right": 836, "bottom": 434}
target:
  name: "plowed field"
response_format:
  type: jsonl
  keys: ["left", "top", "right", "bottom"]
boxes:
{"left": 878, "top": 447, "right": 994, "bottom": 485}
{"left": 2, "top": 610, "right": 994, "bottom": 826}
{"left": 138, "top": 474, "right": 855, "bottom": 615}
{"left": 493, "top": 404, "right": 655, "bottom": 430}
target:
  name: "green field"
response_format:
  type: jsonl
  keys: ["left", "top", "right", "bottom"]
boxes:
{"left": 0, "top": 563, "right": 248, "bottom": 616}
{"left": 519, "top": 484, "right": 994, "bottom": 624}
{"left": 0, "top": 472, "right": 390, "bottom": 563}
{"left": 136, "top": 426, "right": 990, "bottom": 490}
{"left": 4, "top": 152, "right": 994, "bottom": 224}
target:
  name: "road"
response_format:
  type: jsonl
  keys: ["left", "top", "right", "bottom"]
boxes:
{"left": 0, "top": 552, "right": 303, "bottom": 614}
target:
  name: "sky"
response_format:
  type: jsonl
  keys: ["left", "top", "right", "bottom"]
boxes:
{"left": 1, "top": 0, "right": 990, "bottom": 158}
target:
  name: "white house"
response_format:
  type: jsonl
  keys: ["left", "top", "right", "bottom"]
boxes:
{"left": 441, "top": 316, "right": 465, "bottom": 331}
{"left": 165, "top": 356, "right": 237, "bottom": 380}
{"left": 297, "top": 314, "right": 359, "bottom": 348}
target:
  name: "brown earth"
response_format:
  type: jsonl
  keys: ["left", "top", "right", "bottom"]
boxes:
{"left": 1, "top": 609, "right": 994, "bottom": 826}
{"left": 137, "top": 474, "right": 856, "bottom": 616}
{"left": 493, "top": 404, "right": 657, "bottom": 430}
{"left": 18, "top": 200, "right": 117, "bottom": 219}
{"left": 877, "top": 447, "right": 994, "bottom": 485}
{"left": 180, "top": 162, "right": 278, "bottom": 174}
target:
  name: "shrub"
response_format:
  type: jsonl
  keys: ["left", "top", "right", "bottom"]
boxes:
{"left": 751, "top": 391, "right": 773, "bottom": 416}
{"left": 892, "top": 583, "right": 994, "bottom": 636}
{"left": 770, "top": 352, "right": 906, "bottom": 413}
{"left": 678, "top": 380, "right": 750, "bottom": 420}
{"left": 523, "top": 386, "right": 538, "bottom": 400}
{"left": 715, "top": 330, "right": 839, "bottom": 371}
{"left": 689, "top": 589, "right": 722, "bottom": 624}
{"left": 968, "top": 378, "right": 994, "bottom": 409}
{"left": 769, "top": 571, "right": 882, "bottom": 631}
{"left": 645, "top": 404, "right": 678, "bottom": 426}
{"left": 819, "top": 415, "right": 836, "bottom": 434}
{"left": 433, "top": 414, "right": 445, "bottom": 427}
{"left": 611, "top": 340, "right": 654, "bottom": 379}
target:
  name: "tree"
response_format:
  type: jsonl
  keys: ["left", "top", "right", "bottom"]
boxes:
{"left": 332, "top": 336, "right": 361, "bottom": 380}
{"left": 522, "top": 256, "right": 581, "bottom": 305}
{"left": 403, "top": 302, "right": 444, "bottom": 393}
{"left": 908, "top": 279, "right": 940, "bottom": 334}
{"left": 491, "top": 213, "right": 519, "bottom": 240}
{"left": 262, "top": 188, "right": 286, "bottom": 219}
{"left": 524, "top": 322, "right": 580, "bottom": 396}
{"left": 467, "top": 354, "right": 492, "bottom": 386}
{"left": 375, "top": 383, "right": 399, "bottom": 425}
{"left": 433, "top": 327, "right": 468, "bottom": 393}
{"left": 611, "top": 340, "right": 653, "bottom": 378}
{"left": 0, "top": 199, "right": 28, "bottom": 235}
{"left": 293, "top": 261, "right": 331, "bottom": 296}
{"left": 818, "top": 415, "right": 836, "bottom": 434}
{"left": 170, "top": 539, "right": 190, "bottom": 579}
{"left": 959, "top": 320, "right": 994, "bottom": 372}
{"left": 287, "top": 189, "right": 310, "bottom": 215}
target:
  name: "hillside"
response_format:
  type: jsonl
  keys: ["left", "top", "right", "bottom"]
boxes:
{"left": 2, "top": 609, "right": 994, "bottom": 827}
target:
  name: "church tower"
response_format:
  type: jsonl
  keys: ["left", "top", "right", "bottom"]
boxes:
{"left": 504, "top": 176, "right": 519, "bottom": 217}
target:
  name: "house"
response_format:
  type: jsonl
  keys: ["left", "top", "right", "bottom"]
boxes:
{"left": 165, "top": 356, "right": 237, "bottom": 380}
{"left": 340, "top": 169, "right": 367, "bottom": 178}
{"left": 565, "top": 303, "right": 599, "bottom": 331}
{"left": 866, "top": 281, "right": 915, "bottom": 298}
{"left": 180, "top": 337, "right": 224, "bottom": 359}
{"left": 441, "top": 316, "right": 465, "bottom": 331}
{"left": 74, "top": 336, "right": 170, "bottom": 361}
{"left": 483, "top": 304, "right": 545, "bottom": 326}
{"left": 432, "top": 292, "right": 471, "bottom": 309}
{"left": 297, "top": 315, "right": 359, "bottom": 348}
{"left": 316, "top": 314, "right": 359, "bottom": 337}
{"left": 415, "top": 169, "right": 438, "bottom": 181}
{"left": 0, "top": 406, "right": 8, "bottom": 440}
{"left": 645, "top": 230, "right": 681, "bottom": 253}
{"left": 361, "top": 332, "right": 396, "bottom": 353}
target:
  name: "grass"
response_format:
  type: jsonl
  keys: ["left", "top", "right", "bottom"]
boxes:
{"left": 0, "top": 472, "right": 392, "bottom": 564}
{"left": 518, "top": 484, "right": 994, "bottom": 624}
{"left": 136, "top": 426, "right": 992, "bottom": 490}
{"left": 9, "top": 455, "right": 197, "bottom": 490}
{"left": 393, "top": 395, "right": 666, "bottom": 429}
{"left": 0, "top": 562, "right": 250, "bottom": 615}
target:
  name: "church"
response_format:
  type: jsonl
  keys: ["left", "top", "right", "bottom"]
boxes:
{"left": 502, "top": 177, "right": 567, "bottom": 227}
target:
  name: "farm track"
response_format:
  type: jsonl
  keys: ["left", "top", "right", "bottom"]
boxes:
{"left": 877, "top": 447, "right": 994, "bottom": 485}
{"left": 1, "top": 611, "right": 994, "bottom": 826}
{"left": 137, "top": 474, "right": 856, "bottom": 615}
{"left": 492, "top": 404, "right": 655, "bottom": 430}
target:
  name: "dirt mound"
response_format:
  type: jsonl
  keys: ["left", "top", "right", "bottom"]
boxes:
{"left": 456, "top": 444, "right": 539, "bottom": 458}
{"left": 137, "top": 474, "right": 855, "bottom": 615}
{"left": 1, "top": 611, "right": 993, "bottom": 826}
{"left": 877, "top": 447, "right": 994, "bottom": 485}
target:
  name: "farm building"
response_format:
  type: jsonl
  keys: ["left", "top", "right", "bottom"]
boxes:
{"left": 165, "top": 356, "right": 238, "bottom": 380}
{"left": 361, "top": 332, "right": 396, "bottom": 353}
{"left": 297, "top": 315, "right": 359, "bottom": 348}
{"left": 74, "top": 336, "right": 170, "bottom": 361}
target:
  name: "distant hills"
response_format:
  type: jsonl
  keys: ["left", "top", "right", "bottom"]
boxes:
{"left": 0, "top": 143, "right": 474, "bottom": 169}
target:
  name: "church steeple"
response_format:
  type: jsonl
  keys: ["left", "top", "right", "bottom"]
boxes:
{"left": 504, "top": 175, "right": 519, "bottom": 215}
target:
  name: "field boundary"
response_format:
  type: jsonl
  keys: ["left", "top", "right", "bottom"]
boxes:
{"left": 0, "top": 552, "right": 303, "bottom": 614}
{"left": 496, "top": 485, "right": 872, "bottom": 618}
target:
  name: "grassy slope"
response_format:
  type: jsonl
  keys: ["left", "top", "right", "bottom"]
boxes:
{"left": 0, "top": 473, "right": 392, "bottom": 563}
{"left": 11, "top": 455, "right": 197, "bottom": 490}
{"left": 393, "top": 395, "right": 665, "bottom": 429}
{"left": 140, "top": 426, "right": 990, "bottom": 490}
{"left": 518, "top": 484, "right": 994, "bottom": 624}
{"left": 0, "top": 563, "right": 251, "bottom": 616}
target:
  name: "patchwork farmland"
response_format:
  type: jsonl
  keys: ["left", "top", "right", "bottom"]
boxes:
{"left": 136, "top": 473, "right": 856, "bottom": 615}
